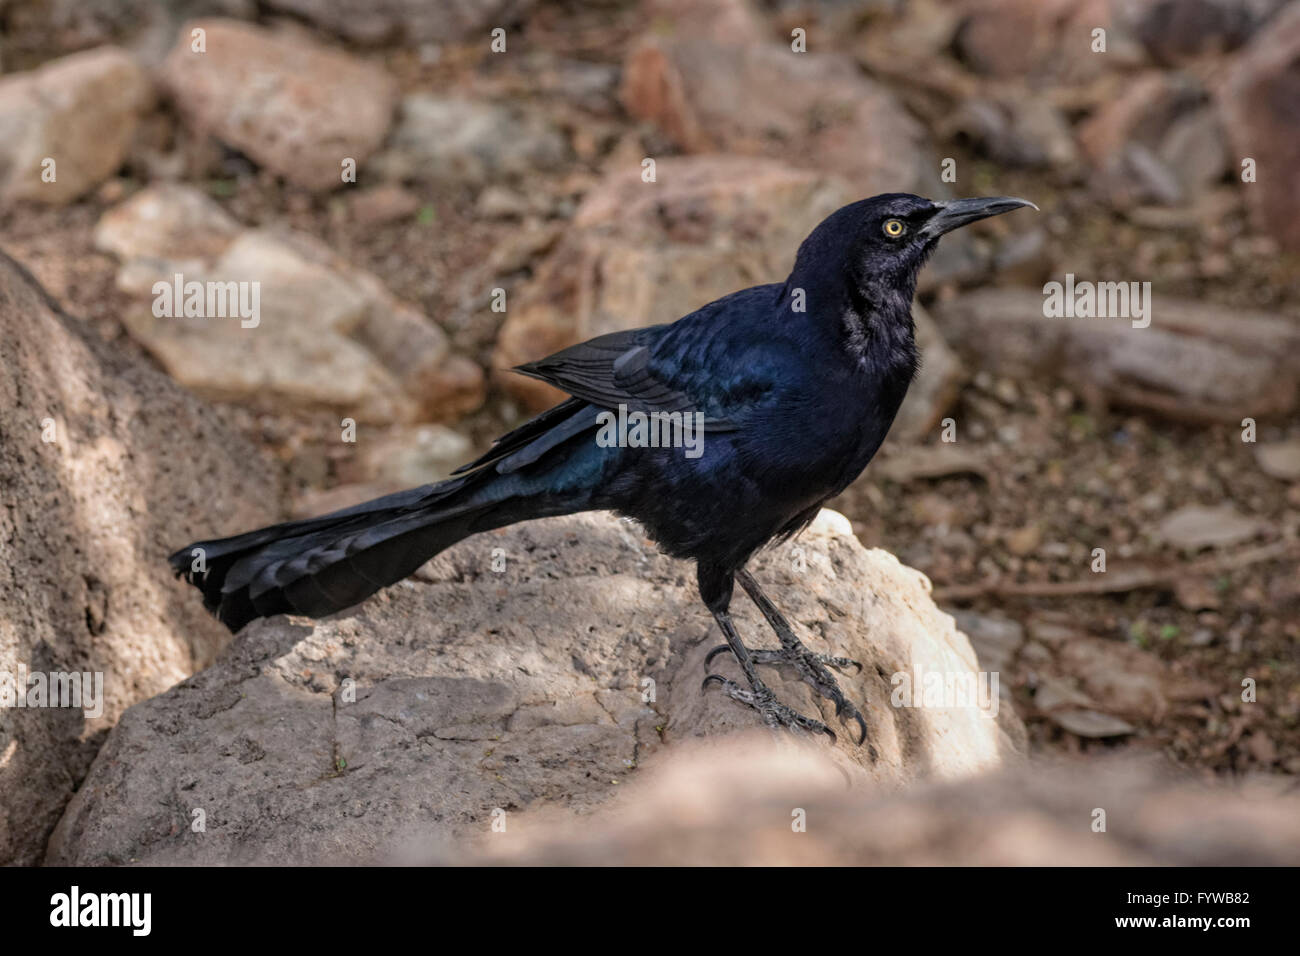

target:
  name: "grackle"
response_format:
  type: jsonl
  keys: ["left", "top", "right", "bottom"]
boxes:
{"left": 171, "top": 193, "right": 1035, "bottom": 744}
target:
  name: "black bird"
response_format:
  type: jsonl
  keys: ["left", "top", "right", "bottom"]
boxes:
{"left": 171, "top": 193, "right": 1035, "bottom": 743}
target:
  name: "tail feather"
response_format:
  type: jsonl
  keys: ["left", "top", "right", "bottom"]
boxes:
{"left": 169, "top": 480, "right": 495, "bottom": 633}
{"left": 172, "top": 396, "right": 608, "bottom": 633}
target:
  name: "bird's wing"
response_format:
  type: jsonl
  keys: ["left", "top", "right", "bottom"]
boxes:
{"left": 511, "top": 325, "right": 742, "bottom": 430}
{"left": 450, "top": 397, "right": 587, "bottom": 475}
{"left": 450, "top": 397, "right": 609, "bottom": 476}
{"left": 457, "top": 289, "right": 786, "bottom": 477}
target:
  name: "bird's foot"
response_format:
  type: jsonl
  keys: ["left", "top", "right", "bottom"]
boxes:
{"left": 705, "top": 643, "right": 868, "bottom": 745}
{"left": 701, "top": 675, "right": 836, "bottom": 742}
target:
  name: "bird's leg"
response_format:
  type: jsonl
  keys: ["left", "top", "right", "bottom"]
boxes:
{"left": 696, "top": 564, "right": 835, "bottom": 741}
{"left": 706, "top": 568, "right": 868, "bottom": 745}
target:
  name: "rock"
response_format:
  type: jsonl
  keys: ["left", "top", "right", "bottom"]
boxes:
{"left": 948, "top": 610, "right": 1025, "bottom": 673}
{"left": 1244, "top": 731, "right": 1277, "bottom": 765}
{"left": 916, "top": 228, "right": 992, "bottom": 294}
{"left": 1004, "top": 523, "right": 1043, "bottom": 557}
{"left": 942, "top": 93, "right": 1078, "bottom": 169}
{"left": 94, "top": 185, "right": 485, "bottom": 423}
{"left": 337, "top": 423, "right": 474, "bottom": 487}
{"left": 952, "top": 0, "right": 1135, "bottom": 81}
{"left": 1255, "top": 439, "right": 1300, "bottom": 480}
{"left": 1174, "top": 576, "right": 1221, "bottom": 610}
{"left": 1157, "top": 107, "right": 1230, "bottom": 194}
{"left": 930, "top": 288, "right": 1300, "bottom": 424}
{"left": 873, "top": 445, "right": 991, "bottom": 484}
{"left": 1048, "top": 709, "right": 1138, "bottom": 738}
{"left": 621, "top": 29, "right": 932, "bottom": 196}
{"left": 1218, "top": 2, "right": 1300, "bottom": 250}
{"left": 0, "top": 251, "right": 281, "bottom": 865}
{"left": 1122, "top": 0, "right": 1288, "bottom": 65}
{"left": 347, "top": 184, "right": 421, "bottom": 225}
{"left": 475, "top": 184, "right": 533, "bottom": 219}
{"left": 1155, "top": 504, "right": 1264, "bottom": 551}
{"left": 46, "top": 510, "right": 1026, "bottom": 865}
{"left": 294, "top": 424, "right": 473, "bottom": 519}
{"left": 954, "top": 0, "right": 1058, "bottom": 77}
{"left": 448, "top": 750, "right": 1300, "bottom": 865}
{"left": 160, "top": 19, "right": 397, "bottom": 191}
{"left": 993, "top": 227, "right": 1054, "bottom": 284}
{"left": 259, "top": 0, "right": 537, "bottom": 45}
{"left": 373, "top": 95, "right": 569, "bottom": 187}
{"left": 1058, "top": 635, "right": 1215, "bottom": 720}
{"left": 93, "top": 182, "right": 242, "bottom": 260}
{"left": 1078, "top": 73, "right": 1227, "bottom": 205}
{"left": 0, "top": 0, "right": 256, "bottom": 64}
{"left": 646, "top": 0, "right": 767, "bottom": 45}
{"left": 494, "top": 156, "right": 851, "bottom": 410}
{"left": 0, "top": 46, "right": 152, "bottom": 204}
{"left": 1035, "top": 676, "right": 1097, "bottom": 711}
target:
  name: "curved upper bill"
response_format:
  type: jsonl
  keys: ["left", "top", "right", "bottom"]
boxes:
{"left": 920, "top": 196, "right": 1038, "bottom": 239}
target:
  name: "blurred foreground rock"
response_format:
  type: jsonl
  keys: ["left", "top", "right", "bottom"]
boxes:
{"left": 0, "top": 46, "right": 152, "bottom": 204}
{"left": 47, "top": 511, "right": 1025, "bottom": 865}
{"left": 932, "top": 287, "right": 1300, "bottom": 423}
{"left": 0, "top": 252, "right": 280, "bottom": 865}
{"left": 448, "top": 745, "right": 1300, "bottom": 865}
{"left": 94, "top": 184, "right": 485, "bottom": 422}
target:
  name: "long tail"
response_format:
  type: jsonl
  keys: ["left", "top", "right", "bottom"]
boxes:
{"left": 170, "top": 473, "right": 571, "bottom": 633}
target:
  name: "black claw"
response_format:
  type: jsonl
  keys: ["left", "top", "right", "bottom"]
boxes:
{"left": 704, "top": 644, "right": 733, "bottom": 669}
{"left": 850, "top": 712, "right": 868, "bottom": 746}
{"left": 819, "top": 724, "right": 837, "bottom": 744}
{"left": 701, "top": 673, "right": 727, "bottom": 692}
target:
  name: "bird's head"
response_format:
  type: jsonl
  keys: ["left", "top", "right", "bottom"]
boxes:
{"left": 851, "top": 193, "right": 1038, "bottom": 284}
{"left": 788, "top": 193, "right": 1038, "bottom": 309}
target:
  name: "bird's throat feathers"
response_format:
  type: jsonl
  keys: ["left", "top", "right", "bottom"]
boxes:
{"left": 840, "top": 274, "right": 920, "bottom": 381}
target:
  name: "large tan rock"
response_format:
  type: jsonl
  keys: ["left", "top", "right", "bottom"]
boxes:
{"left": 160, "top": 19, "right": 397, "bottom": 191}
{"left": 0, "top": 251, "right": 281, "bottom": 865}
{"left": 47, "top": 510, "right": 1025, "bottom": 865}
{"left": 0, "top": 46, "right": 153, "bottom": 204}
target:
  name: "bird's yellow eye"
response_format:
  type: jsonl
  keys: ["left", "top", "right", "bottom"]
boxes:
{"left": 883, "top": 218, "right": 905, "bottom": 238}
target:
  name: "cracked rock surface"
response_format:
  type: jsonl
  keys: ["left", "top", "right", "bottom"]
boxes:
{"left": 48, "top": 509, "right": 1025, "bottom": 865}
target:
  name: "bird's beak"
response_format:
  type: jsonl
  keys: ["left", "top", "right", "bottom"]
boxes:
{"left": 920, "top": 196, "right": 1038, "bottom": 240}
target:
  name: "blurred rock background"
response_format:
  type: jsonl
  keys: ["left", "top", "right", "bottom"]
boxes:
{"left": 1, "top": 0, "right": 1297, "bottom": 862}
